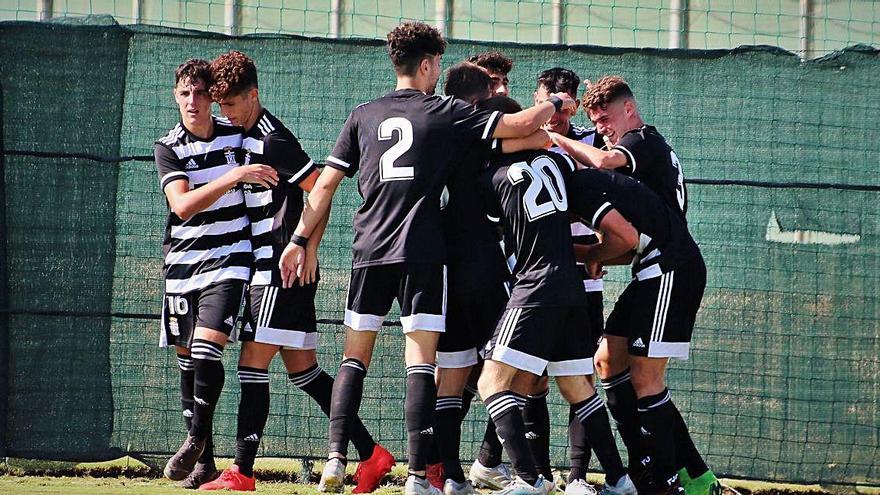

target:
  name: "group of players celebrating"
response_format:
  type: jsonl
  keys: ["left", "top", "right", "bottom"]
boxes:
{"left": 155, "top": 20, "right": 721, "bottom": 495}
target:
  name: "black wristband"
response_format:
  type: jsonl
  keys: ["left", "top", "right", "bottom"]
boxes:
{"left": 290, "top": 234, "right": 309, "bottom": 247}
{"left": 548, "top": 95, "right": 564, "bottom": 112}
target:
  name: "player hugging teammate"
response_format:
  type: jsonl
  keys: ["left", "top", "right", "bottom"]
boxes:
{"left": 155, "top": 21, "right": 721, "bottom": 495}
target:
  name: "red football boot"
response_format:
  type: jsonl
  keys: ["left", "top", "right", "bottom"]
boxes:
{"left": 198, "top": 464, "right": 256, "bottom": 491}
{"left": 352, "top": 444, "right": 396, "bottom": 493}
{"left": 425, "top": 462, "right": 445, "bottom": 490}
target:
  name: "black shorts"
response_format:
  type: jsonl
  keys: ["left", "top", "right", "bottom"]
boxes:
{"left": 604, "top": 259, "right": 706, "bottom": 359}
{"left": 160, "top": 280, "right": 246, "bottom": 348}
{"left": 485, "top": 305, "right": 597, "bottom": 376}
{"left": 585, "top": 290, "right": 604, "bottom": 338}
{"left": 239, "top": 283, "right": 318, "bottom": 349}
{"left": 437, "top": 283, "right": 509, "bottom": 368}
{"left": 345, "top": 263, "right": 447, "bottom": 333}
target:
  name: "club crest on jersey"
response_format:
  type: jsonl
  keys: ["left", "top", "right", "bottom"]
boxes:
{"left": 243, "top": 150, "right": 252, "bottom": 166}
{"left": 224, "top": 146, "right": 237, "bottom": 165}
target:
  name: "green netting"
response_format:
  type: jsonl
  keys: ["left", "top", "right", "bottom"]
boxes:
{"left": 2, "top": 1, "right": 880, "bottom": 57}
{"left": 1, "top": 20, "right": 878, "bottom": 486}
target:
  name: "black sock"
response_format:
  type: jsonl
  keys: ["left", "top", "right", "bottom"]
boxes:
{"left": 567, "top": 406, "right": 590, "bottom": 482}
{"left": 486, "top": 392, "right": 538, "bottom": 485}
{"left": 435, "top": 396, "right": 466, "bottom": 482}
{"left": 672, "top": 400, "right": 709, "bottom": 479}
{"left": 190, "top": 339, "right": 225, "bottom": 440}
{"left": 328, "top": 358, "right": 367, "bottom": 461}
{"left": 602, "top": 369, "right": 649, "bottom": 468}
{"left": 290, "top": 364, "right": 376, "bottom": 461}
{"left": 573, "top": 393, "right": 626, "bottom": 486}
{"left": 461, "top": 384, "right": 477, "bottom": 418}
{"left": 405, "top": 364, "right": 437, "bottom": 474}
{"left": 523, "top": 389, "right": 552, "bottom": 479}
{"left": 477, "top": 418, "right": 502, "bottom": 468}
{"left": 234, "top": 366, "right": 270, "bottom": 478}
{"left": 179, "top": 354, "right": 214, "bottom": 464}
{"left": 638, "top": 389, "right": 679, "bottom": 488}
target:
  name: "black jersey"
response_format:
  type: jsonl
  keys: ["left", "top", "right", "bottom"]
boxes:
{"left": 613, "top": 125, "right": 687, "bottom": 218}
{"left": 155, "top": 116, "right": 252, "bottom": 294}
{"left": 481, "top": 149, "right": 586, "bottom": 308}
{"left": 326, "top": 89, "right": 501, "bottom": 268}
{"left": 240, "top": 110, "right": 316, "bottom": 286}
{"left": 566, "top": 168, "right": 701, "bottom": 281}
{"left": 442, "top": 140, "right": 508, "bottom": 295}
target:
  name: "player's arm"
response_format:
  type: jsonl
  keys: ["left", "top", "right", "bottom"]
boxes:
{"left": 297, "top": 168, "right": 330, "bottom": 286}
{"left": 491, "top": 93, "right": 576, "bottom": 138}
{"left": 156, "top": 145, "right": 278, "bottom": 221}
{"left": 498, "top": 129, "right": 552, "bottom": 153}
{"left": 549, "top": 132, "right": 628, "bottom": 170}
{"left": 579, "top": 209, "right": 638, "bottom": 264}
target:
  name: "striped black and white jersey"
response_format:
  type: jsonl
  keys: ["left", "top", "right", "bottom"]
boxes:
{"left": 481, "top": 149, "right": 586, "bottom": 308}
{"left": 612, "top": 125, "right": 687, "bottom": 219}
{"left": 326, "top": 88, "right": 501, "bottom": 268}
{"left": 155, "top": 116, "right": 252, "bottom": 294}
{"left": 240, "top": 110, "right": 316, "bottom": 286}
{"left": 566, "top": 168, "right": 700, "bottom": 282}
{"left": 551, "top": 123, "right": 604, "bottom": 292}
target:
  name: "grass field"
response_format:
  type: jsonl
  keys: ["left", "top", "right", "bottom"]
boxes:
{"left": 1, "top": 457, "right": 878, "bottom": 495}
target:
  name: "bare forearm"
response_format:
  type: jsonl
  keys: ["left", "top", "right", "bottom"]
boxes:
{"left": 494, "top": 101, "right": 555, "bottom": 138}
{"left": 305, "top": 200, "right": 331, "bottom": 253}
{"left": 585, "top": 233, "right": 635, "bottom": 264}
{"left": 555, "top": 135, "right": 625, "bottom": 170}
{"left": 500, "top": 130, "right": 550, "bottom": 153}
{"left": 168, "top": 171, "right": 239, "bottom": 220}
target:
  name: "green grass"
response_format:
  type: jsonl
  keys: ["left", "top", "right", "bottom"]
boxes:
{"left": 1, "top": 457, "right": 878, "bottom": 495}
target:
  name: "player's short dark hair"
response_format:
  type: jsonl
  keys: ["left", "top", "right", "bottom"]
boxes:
{"left": 468, "top": 51, "right": 513, "bottom": 75}
{"left": 477, "top": 95, "right": 522, "bottom": 114}
{"left": 584, "top": 75, "right": 634, "bottom": 111}
{"left": 209, "top": 50, "right": 258, "bottom": 101}
{"left": 536, "top": 67, "right": 580, "bottom": 99}
{"left": 174, "top": 59, "right": 212, "bottom": 87}
{"left": 387, "top": 22, "right": 447, "bottom": 76}
{"left": 444, "top": 62, "right": 492, "bottom": 104}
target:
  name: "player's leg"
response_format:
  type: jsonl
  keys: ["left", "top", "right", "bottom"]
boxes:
{"left": 468, "top": 362, "right": 512, "bottom": 490}
{"left": 521, "top": 374, "right": 552, "bottom": 480}
{"left": 478, "top": 306, "right": 558, "bottom": 494}
{"left": 282, "top": 348, "right": 394, "bottom": 494}
{"left": 632, "top": 261, "right": 716, "bottom": 495}
{"left": 595, "top": 283, "right": 651, "bottom": 483}
{"left": 165, "top": 280, "right": 245, "bottom": 481}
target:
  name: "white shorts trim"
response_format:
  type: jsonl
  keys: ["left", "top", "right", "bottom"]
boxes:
{"left": 253, "top": 326, "right": 318, "bottom": 349}
{"left": 344, "top": 309, "right": 384, "bottom": 332}
{"left": 546, "top": 358, "right": 594, "bottom": 376}
{"left": 648, "top": 341, "right": 690, "bottom": 360}
{"left": 491, "top": 345, "right": 547, "bottom": 376}
{"left": 401, "top": 313, "right": 445, "bottom": 333}
{"left": 436, "top": 349, "right": 478, "bottom": 368}
{"left": 583, "top": 278, "right": 604, "bottom": 292}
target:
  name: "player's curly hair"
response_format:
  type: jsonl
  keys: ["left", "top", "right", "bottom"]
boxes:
{"left": 209, "top": 50, "right": 258, "bottom": 101}
{"left": 468, "top": 51, "right": 513, "bottom": 75}
{"left": 583, "top": 75, "right": 634, "bottom": 110}
{"left": 444, "top": 62, "right": 492, "bottom": 104}
{"left": 174, "top": 59, "right": 212, "bottom": 87}
{"left": 537, "top": 67, "right": 580, "bottom": 99}
{"left": 386, "top": 22, "right": 447, "bottom": 76}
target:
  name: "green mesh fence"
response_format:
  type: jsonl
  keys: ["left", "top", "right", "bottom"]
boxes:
{"left": 0, "top": 19, "right": 878, "bottom": 486}
{"left": 1, "top": 1, "right": 880, "bottom": 57}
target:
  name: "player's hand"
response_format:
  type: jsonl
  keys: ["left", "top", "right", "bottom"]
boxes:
{"left": 586, "top": 261, "right": 607, "bottom": 280}
{"left": 550, "top": 91, "right": 577, "bottom": 116}
{"left": 237, "top": 164, "right": 279, "bottom": 188}
{"left": 547, "top": 131, "right": 564, "bottom": 146}
{"left": 279, "top": 242, "right": 306, "bottom": 289}
{"left": 299, "top": 248, "right": 319, "bottom": 286}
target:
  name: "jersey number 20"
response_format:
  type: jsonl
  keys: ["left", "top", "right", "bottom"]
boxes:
{"left": 378, "top": 117, "right": 414, "bottom": 182}
{"left": 507, "top": 156, "right": 568, "bottom": 221}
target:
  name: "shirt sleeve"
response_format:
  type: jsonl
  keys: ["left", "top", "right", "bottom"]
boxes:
{"left": 155, "top": 144, "right": 188, "bottom": 190}
{"left": 263, "top": 131, "right": 316, "bottom": 187}
{"left": 326, "top": 110, "right": 360, "bottom": 178}
{"left": 446, "top": 97, "right": 502, "bottom": 146}
{"left": 613, "top": 130, "right": 656, "bottom": 175}
{"left": 567, "top": 170, "right": 614, "bottom": 230}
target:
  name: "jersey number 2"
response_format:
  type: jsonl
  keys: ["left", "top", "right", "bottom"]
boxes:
{"left": 378, "top": 117, "right": 414, "bottom": 182}
{"left": 507, "top": 156, "right": 568, "bottom": 221}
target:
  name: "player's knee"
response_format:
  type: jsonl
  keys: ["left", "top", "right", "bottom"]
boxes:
{"left": 280, "top": 348, "right": 318, "bottom": 374}
{"left": 629, "top": 366, "right": 666, "bottom": 397}
{"left": 555, "top": 375, "right": 592, "bottom": 404}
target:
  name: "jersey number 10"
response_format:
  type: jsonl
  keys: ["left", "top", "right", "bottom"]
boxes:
{"left": 507, "top": 156, "right": 568, "bottom": 221}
